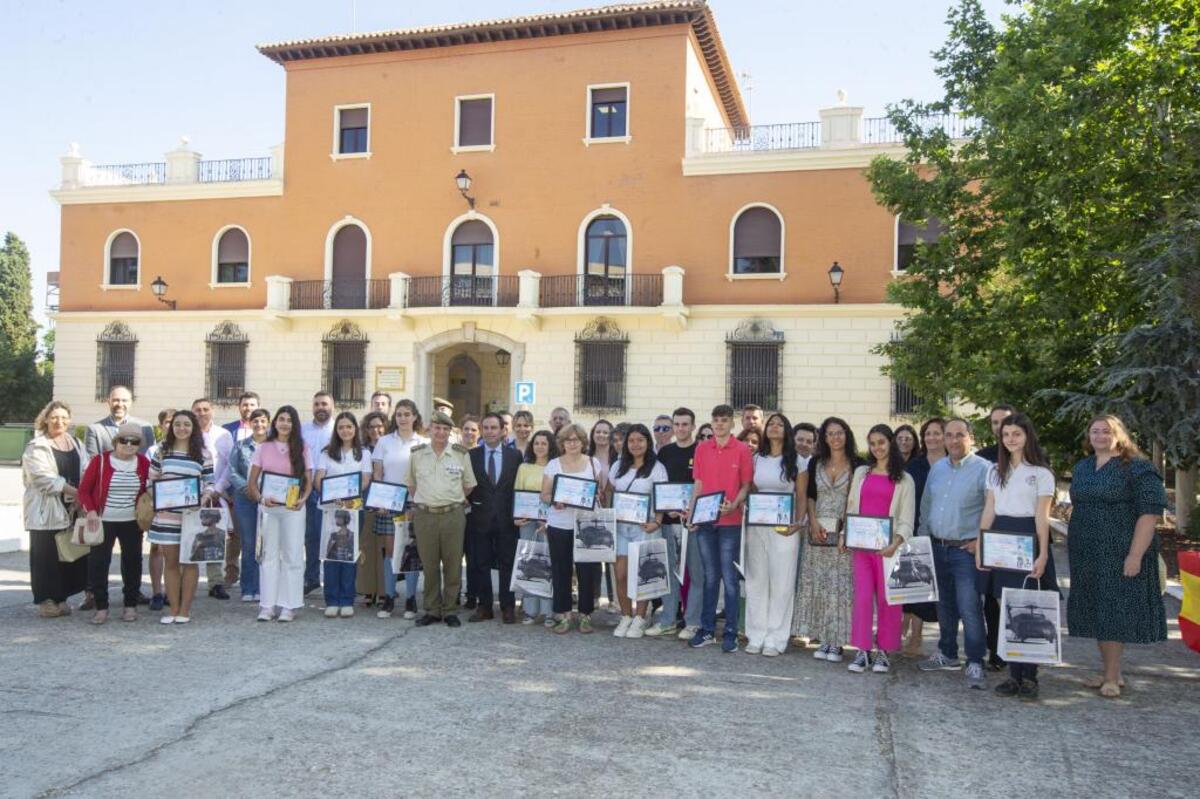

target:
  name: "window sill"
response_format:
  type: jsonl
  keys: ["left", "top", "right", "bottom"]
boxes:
{"left": 100, "top": 283, "right": 141, "bottom": 291}
{"left": 724, "top": 272, "right": 787, "bottom": 282}
{"left": 330, "top": 152, "right": 372, "bottom": 161}
{"left": 583, "top": 136, "right": 632, "bottom": 146}
{"left": 890, "top": 269, "right": 910, "bottom": 277}
{"left": 451, "top": 144, "right": 495, "bottom": 154}
{"left": 209, "top": 282, "right": 252, "bottom": 289}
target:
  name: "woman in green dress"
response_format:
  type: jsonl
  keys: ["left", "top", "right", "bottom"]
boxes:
{"left": 1067, "top": 414, "right": 1167, "bottom": 699}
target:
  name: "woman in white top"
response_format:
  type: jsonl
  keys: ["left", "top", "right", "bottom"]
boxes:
{"left": 977, "top": 412, "right": 1058, "bottom": 700}
{"left": 745, "top": 413, "right": 804, "bottom": 656}
{"left": 315, "top": 412, "right": 373, "bottom": 618}
{"left": 541, "top": 423, "right": 608, "bottom": 635}
{"left": 371, "top": 399, "right": 428, "bottom": 619}
{"left": 608, "top": 423, "right": 668, "bottom": 638}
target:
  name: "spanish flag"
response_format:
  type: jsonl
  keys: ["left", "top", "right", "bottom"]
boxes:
{"left": 1181, "top": 551, "right": 1200, "bottom": 654}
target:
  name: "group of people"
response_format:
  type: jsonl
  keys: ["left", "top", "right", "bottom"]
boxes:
{"left": 24, "top": 387, "right": 1168, "bottom": 701}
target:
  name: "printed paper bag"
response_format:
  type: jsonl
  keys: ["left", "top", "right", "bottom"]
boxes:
{"left": 391, "top": 519, "right": 423, "bottom": 574}
{"left": 627, "top": 537, "right": 670, "bottom": 602}
{"left": 511, "top": 538, "right": 553, "bottom": 598}
{"left": 181, "top": 506, "right": 229, "bottom": 565}
{"left": 883, "top": 536, "right": 939, "bottom": 606}
{"left": 321, "top": 507, "right": 359, "bottom": 564}
{"left": 999, "top": 585, "right": 1062, "bottom": 665}
{"left": 573, "top": 508, "right": 617, "bottom": 563}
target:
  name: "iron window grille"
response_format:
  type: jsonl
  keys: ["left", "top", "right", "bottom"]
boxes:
{"left": 726, "top": 319, "right": 783, "bottom": 411}
{"left": 206, "top": 322, "right": 249, "bottom": 406}
{"left": 574, "top": 317, "right": 629, "bottom": 413}
{"left": 322, "top": 320, "right": 368, "bottom": 408}
{"left": 888, "top": 331, "right": 934, "bottom": 416}
{"left": 95, "top": 322, "right": 137, "bottom": 400}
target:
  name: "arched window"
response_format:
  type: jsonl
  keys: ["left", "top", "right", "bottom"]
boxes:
{"left": 330, "top": 223, "right": 368, "bottom": 309}
{"left": 895, "top": 216, "right": 944, "bottom": 272}
{"left": 450, "top": 220, "right": 495, "bottom": 305}
{"left": 731, "top": 206, "right": 782, "bottom": 275}
{"left": 584, "top": 216, "right": 627, "bottom": 305}
{"left": 214, "top": 227, "right": 250, "bottom": 284}
{"left": 107, "top": 231, "right": 139, "bottom": 286}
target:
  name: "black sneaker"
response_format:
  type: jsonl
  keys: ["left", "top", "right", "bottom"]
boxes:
{"left": 404, "top": 596, "right": 417, "bottom": 620}
{"left": 149, "top": 593, "right": 165, "bottom": 611}
{"left": 376, "top": 596, "right": 395, "bottom": 619}
{"left": 464, "top": 596, "right": 478, "bottom": 610}
{"left": 208, "top": 585, "right": 230, "bottom": 600}
{"left": 1018, "top": 679, "right": 1040, "bottom": 701}
{"left": 415, "top": 614, "right": 441, "bottom": 627}
{"left": 444, "top": 615, "right": 461, "bottom": 628}
{"left": 994, "top": 678, "right": 1021, "bottom": 697}
{"left": 987, "top": 655, "right": 1007, "bottom": 672}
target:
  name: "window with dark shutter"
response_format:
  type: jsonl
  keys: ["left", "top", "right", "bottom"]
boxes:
{"left": 574, "top": 318, "right": 628, "bottom": 412}
{"left": 457, "top": 97, "right": 493, "bottom": 147}
{"left": 896, "top": 216, "right": 944, "bottom": 271}
{"left": 95, "top": 322, "right": 137, "bottom": 400}
{"left": 108, "top": 231, "right": 139, "bottom": 285}
{"left": 726, "top": 319, "right": 783, "bottom": 411}
{"left": 732, "top": 207, "right": 782, "bottom": 274}
{"left": 590, "top": 86, "right": 628, "bottom": 139}
{"left": 206, "top": 322, "right": 248, "bottom": 405}
{"left": 322, "top": 321, "right": 368, "bottom": 407}
{"left": 215, "top": 228, "right": 249, "bottom": 284}
{"left": 338, "top": 107, "right": 369, "bottom": 154}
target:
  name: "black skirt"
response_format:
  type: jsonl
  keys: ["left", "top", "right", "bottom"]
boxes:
{"left": 977, "top": 514, "right": 1060, "bottom": 597}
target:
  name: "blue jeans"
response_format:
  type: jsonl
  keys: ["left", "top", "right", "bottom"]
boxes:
{"left": 697, "top": 523, "right": 741, "bottom": 639}
{"left": 383, "top": 554, "right": 420, "bottom": 599}
{"left": 933, "top": 542, "right": 986, "bottom": 664}
{"left": 304, "top": 494, "right": 322, "bottom": 587}
{"left": 656, "top": 524, "right": 682, "bottom": 627}
{"left": 683, "top": 524, "right": 705, "bottom": 628}
{"left": 234, "top": 494, "right": 260, "bottom": 597}
{"left": 323, "top": 561, "right": 356, "bottom": 606}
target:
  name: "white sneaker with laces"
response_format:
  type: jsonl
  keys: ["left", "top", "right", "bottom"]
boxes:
{"left": 872, "top": 650, "right": 891, "bottom": 673}
{"left": 813, "top": 643, "right": 831, "bottom": 660}
{"left": 848, "top": 650, "right": 871, "bottom": 673}
{"left": 324, "top": 606, "right": 339, "bottom": 618}
{"left": 826, "top": 646, "right": 844, "bottom": 663}
{"left": 677, "top": 625, "right": 699, "bottom": 641}
{"left": 762, "top": 646, "right": 781, "bottom": 657}
{"left": 643, "top": 622, "right": 668, "bottom": 637}
{"left": 339, "top": 606, "right": 354, "bottom": 618}
{"left": 256, "top": 608, "right": 273, "bottom": 622}
{"left": 626, "top": 616, "right": 647, "bottom": 639}
{"left": 241, "top": 594, "right": 257, "bottom": 603}
{"left": 613, "top": 615, "right": 633, "bottom": 637}
{"left": 277, "top": 608, "right": 294, "bottom": 623}
{"left": 745, "top": 642, "right": 763, "bottom": 655}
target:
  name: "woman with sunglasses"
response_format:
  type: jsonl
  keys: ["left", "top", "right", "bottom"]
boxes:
{"left": 227, "top": 408, "right": 271, "bottom": 603}
{"left": 148, "top": 409, "right": 216, "bottom": 625}
{"left": 696, "top": 424, "right": 715, "bottom": 443}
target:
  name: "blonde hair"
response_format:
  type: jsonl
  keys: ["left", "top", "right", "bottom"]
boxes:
{"left": 556, "top": 423, "right": 589, "bottom": 446}
{"left": 34, "top": 400, "right": 72, "bottom": 435}
{"left": 1084, "top": 414, "right": 1143, "bottom": 463}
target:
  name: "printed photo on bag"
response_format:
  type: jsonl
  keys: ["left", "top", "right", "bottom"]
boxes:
{"left": 391, "top": 519, "right": 423, "bottom": 574}
{"left": 573, "top": 508, "right": 617, "bottom": 563}
{"left": 627, "top": 538, "right": 670, "bottom": 601}
{"left": 181, "top": 507, "right": 229, "bottom": 564}
{"left": 321, "top": 508, "right": 359, "bottom": 563}
{"left": 883, "top": 536, "right": 939, "bottom": 606}
{"left": 1000, "top": 586, "right": 1062, "bottom": 666}
{"left": 511, "top": 539, "right": 553, "bottom": 598}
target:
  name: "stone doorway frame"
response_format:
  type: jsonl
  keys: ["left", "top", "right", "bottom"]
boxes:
{"left": 412, "top": 324, "right": 525, "bottom": 416}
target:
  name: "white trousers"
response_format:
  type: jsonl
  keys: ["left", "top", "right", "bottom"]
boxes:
{"left": 744, "top": 525, "right": 801, "bottom": 652}
{"left": 259, "top": 507, "right": 305, "bottom": 611}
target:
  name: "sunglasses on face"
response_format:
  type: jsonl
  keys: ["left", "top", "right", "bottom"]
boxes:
{"left": 115, "top": 437, "right": 140, "bottom": 446}
{"left": 698, "top": 433, "right": 713, "bottom": 440}
{"left": 653, "top": 425, "right": 671, "bottom": 433}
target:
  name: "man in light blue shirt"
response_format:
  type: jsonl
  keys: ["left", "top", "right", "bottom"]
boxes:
{"left": 917, "top": 418, "right": 991, "bottom": 688}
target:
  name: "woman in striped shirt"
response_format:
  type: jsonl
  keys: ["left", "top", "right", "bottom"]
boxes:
{"left": 148, "top": 410, "right": 216, "bottom": 625}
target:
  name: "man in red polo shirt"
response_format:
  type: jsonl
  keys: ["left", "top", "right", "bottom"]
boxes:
{"left": 687, "top": 404, "right": 753, "bottom": 652}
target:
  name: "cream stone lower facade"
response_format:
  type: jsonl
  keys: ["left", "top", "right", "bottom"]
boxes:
{"left": 52, "top": 303, "right": 907, "bottom": 435}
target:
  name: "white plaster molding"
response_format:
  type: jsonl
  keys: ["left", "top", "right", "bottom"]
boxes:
{"left": 52, "top": 179, "right": 283, "bottom": 205}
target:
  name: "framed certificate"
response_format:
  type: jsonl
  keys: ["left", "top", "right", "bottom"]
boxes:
{"left": 154, "top": 476, "right": 201, "bottom": 512}
{"left": 365, "top": 480, "right": 408, "bottom": 514}
{"left": 746, "top": 492, "right": 794, "bottom": 527}
{"left": 689, "top": 491, "right": 725, "bottom": 526}
{"left": 551, "top": 474, "right": 598, "bottom": 510}
{"left": 979, "top": 528, "right": 1036, "bottom": 572}
{"left": 613, "top": 491, "right": 652, "bottom": 524}
{"left": 260, "top": 471, "right": 302, "bottom": 507}
{"left": 319, "top": 471, "right": 362, "bottom": 504}
{"left": 513, "top": 490, "right": 548, "bottom": 521}
{"left": 652, "top": 482, "right": 694, "bottom": 513}
{"left": 844, "top": 514, "right": 893, "bottom": 551}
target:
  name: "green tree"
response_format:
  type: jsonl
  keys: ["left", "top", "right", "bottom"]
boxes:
{"left": 866, "top": 0, "right": 1200, "bottom": 462}
{"left": 0, "top": 232, "right": 51, "bottom": 423}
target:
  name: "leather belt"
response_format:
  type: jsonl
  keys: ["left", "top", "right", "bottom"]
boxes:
{"left": 931, "top": 536, "right": 971, "bottom": 548}
{"left": 415, "top": 503, "right": 460, "bottom": 515}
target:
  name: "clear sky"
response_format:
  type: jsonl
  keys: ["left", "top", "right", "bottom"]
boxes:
{"left": 1, "top": 0, "right": 1006, "bottom": 329}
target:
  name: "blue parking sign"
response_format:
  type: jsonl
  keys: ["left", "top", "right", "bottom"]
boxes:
{"left": 513, "top": 380, "right": 536, "bottom": 406}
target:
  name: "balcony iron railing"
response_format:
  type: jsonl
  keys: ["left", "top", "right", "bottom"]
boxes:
{"left": 539, "top": 274, "right": 662, "bottom": 308}
{"left": 85, "top": 162, "right": 166, "bottom": 186}
{"left": 861, "top": 113, "right": 975, "bottom": 144}
{"left": 197, "top": 157, "right": 273, "bottom": 183}
{"left": 704, "top": 122, "right": 822, "bottom": 153}
{"left": 405, "top": 275, "right": 519, "bottom": 308}
{"left": 289, "top": 279, "right": 391, "bottom": 310}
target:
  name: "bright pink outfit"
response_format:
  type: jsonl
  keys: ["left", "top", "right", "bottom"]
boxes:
{"left": 851, "top": 473, "right": 903, "bottom": 652}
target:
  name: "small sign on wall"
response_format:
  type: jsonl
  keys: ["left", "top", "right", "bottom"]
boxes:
{"left": 375, "top": 366, "right": 406, "bottom": 391}
{"left": 514, "top": 380, "right": 535, "bottom": 405}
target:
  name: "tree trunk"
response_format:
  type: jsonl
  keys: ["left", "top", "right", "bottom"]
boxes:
{"left": 1176, "top": 465, "right": 1196, "bottom": 532}
{"left": 1152, "top": 441, "right": 1165, "bottom": 481}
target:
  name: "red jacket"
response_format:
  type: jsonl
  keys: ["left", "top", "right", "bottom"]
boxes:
{"left": 79, "top": 451, "right": 151, "bottom": 513}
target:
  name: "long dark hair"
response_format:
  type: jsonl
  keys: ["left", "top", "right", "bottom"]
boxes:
{"left": 757, "top": 412, "right": 799, "bottom": 483}
{"left": 614, "top": 423, "right": 658, "bottom": 480}
{"left": 324, "top": 411, "right": 363, "bottom": 463}
{"left": 815, "top": 416, "right": 862, "bottom": 467}
{"left": 918, "top": 417, "right": 946, "bottom": 457}
{"left": 588, "top": 419, "right": 613, "bottom": 459}
{"left": 996, "top": 413, "right": 1051, "bottom": 487}
{"left": 894, "top": 424, "right": 919, "bottom": 462}
{"left": 389, "top": 399, "right": 424, "bottom": 435}
{"left": 524, "top": 429, "right": 559, "bottom": 464}
{"left": 360, "top": 411, "right": 387, "bottom": 449}
{"left": 268, "top": 405, "right": 309, "bottom": 490}
{"left": 866, "top": 423, "right": 906, "bottom": 482}
{"left": 163, "top": 409, "right": 206, "bottom": 463}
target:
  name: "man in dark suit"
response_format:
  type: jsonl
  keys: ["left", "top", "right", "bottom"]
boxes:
{"left": 465, "top": 413, "right": 523, "bottom": 623}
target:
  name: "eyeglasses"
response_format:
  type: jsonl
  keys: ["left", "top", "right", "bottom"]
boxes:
{"left": 653, "top": 425, "right": 671, "bottom": 433}
{"left": 115, "top": 437, "right": 141, "bottom": 446}
{"left": 697, "top": 433, "right": 714, "bottom": 440}
{"left": 561, "top": 438, "right": 581, "bottom": 445}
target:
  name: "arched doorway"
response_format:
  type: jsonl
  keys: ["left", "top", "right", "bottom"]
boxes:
{"left": 413, "top": 327, "right": 525, "bottom": 420}
{"left": 330, "top": 223, "right": 367, "bottom": 309}
{"left": 447, "top": 353, "right": 482, "bottom": 419}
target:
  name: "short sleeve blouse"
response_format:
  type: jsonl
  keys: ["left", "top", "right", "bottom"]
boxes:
{"left": 543, "top": 456, "right": 603, "bottom": 530}
{"left": 987, "top": 462, "right": 1055, "bottom": 517}
{"left": 317, "top": 448, "right": 373, "bottom": 478}
{"left": 372, "top": 432, "right": 428, "bottom": 484}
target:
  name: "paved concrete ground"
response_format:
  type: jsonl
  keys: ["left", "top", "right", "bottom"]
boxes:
{"left": 1, "top": 543, "right": 1196, "bottom": 799}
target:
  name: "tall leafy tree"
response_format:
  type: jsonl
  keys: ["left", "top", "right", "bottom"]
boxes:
{"left": 0, "top": 232, "right": 51, "bottom": 423}
{"left": 866, "top": 0, "right": 1200, "bottom": 463}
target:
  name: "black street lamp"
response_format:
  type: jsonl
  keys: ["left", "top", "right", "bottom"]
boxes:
{"left": 495, "top": 349, "right": 511, "bottom": 367}
{"left": 455, "top": 169, "right": 475, "bottom": 210}
{"left": 827, "top": 261, "right": 844, "bottom": 304}
{"left": 150, "top": 275, "right": 177, "bottom": 310}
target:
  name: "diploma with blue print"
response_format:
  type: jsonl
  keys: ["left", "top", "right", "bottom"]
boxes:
{"left": 746, "top": 492, "right": 794, "bottom": 528}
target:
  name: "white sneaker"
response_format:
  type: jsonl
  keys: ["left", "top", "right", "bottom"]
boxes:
{"left": 813, "top": 643, "right": 831, "bottom": 660}
{"left": 848, "top": 650, "right": 870, "bottom": 673}
{"left": 521, "top": 615, "right": 536, "bottom": 625}
{"left": 677, "top": 625, "right": 699, "bottom": 641}
{"left": 626, "top": 616, "right": 647, "bottom": 639}
{"left": 277, "top": 608, "right": 294, "bottom": 623}
{"left": 173, "top": 616, "right": 190, "bottom": 625}
{"left": 872, "top": 650, "right": 891, "bottom": 673}
{"left": 256, "top": 608, "right": 273, "bottom": 622}
{"left": 613, "top": 615, "right": 633, "bottom": 638}
{"left": 324, "top": 606, "right": 339, "bottom": 618}
{"left": 159, "top": 615, "right": 175, "bottom": 625}
{"left": 241, "top": 594, "right": 257, "bottom": 603}
{"left": 644, "top": 623, "right": 673, "bottom": 638}
{"left": 745, "top": 642, "right": 763, "bottom": 655}
{"left": 762, "top": 646, "right": 781, "bottom": 657}
{"left": 826, "top": 646, "right": 844, "bottom": 663}
{"left": 403, "top": 608, "right": 417, "bottom": 620}
{"left": 339, "top": 606, "right": 354, "bottom": 618}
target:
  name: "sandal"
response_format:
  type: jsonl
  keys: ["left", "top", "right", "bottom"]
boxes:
{"left": 121, "top": 608, "right": 137, "bottom": 622}
{"left": 1085, "top": 675, "right": 1125, "bottom": 689}
{"left": 1099, "top": 681, "right": 1121, "bottom": 698}
{"left": 90, "top": 610, "right": 109, "bottom": 625}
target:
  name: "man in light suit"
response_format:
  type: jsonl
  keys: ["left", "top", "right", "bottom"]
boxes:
{"left": 464, "top": 413, "right": 523, "bottom": 623}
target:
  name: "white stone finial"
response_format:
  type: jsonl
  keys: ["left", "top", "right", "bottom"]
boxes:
{"left": 835, "top": 89, "right": 847, "bottom": 105}
{"left": 67, "top": 142, "right": 80, "bottom": 157}
{"left": 179, "top": 135, "right": 190, "bottom": 147}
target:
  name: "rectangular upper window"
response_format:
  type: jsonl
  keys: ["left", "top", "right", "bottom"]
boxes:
{"left": 588, "top": 85, "right": 628, "bottom": 140}
{"left": 456, "top": 95, "right": 494, "bottom": 150}
{"left": 334, "top": 105, "right": 370, "bottom": 156}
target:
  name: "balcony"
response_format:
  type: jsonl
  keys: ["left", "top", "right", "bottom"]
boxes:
{"left": 405, "top": 275, "right": 519, "bottom": 308}
{"left": 539, "top": 274, "right": 663, "bottom": 308}
{"left": 289, "top": 279, "right": 391, "bottom": 310}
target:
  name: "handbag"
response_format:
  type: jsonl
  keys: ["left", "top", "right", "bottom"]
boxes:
{"left": 73, "top": 516, "right": 104, "bottom": 546}
{"left": 55, "top": 529, "right": 90, "bottom": 562}
{"left": 136, "top": 492, "right": 155, "bottom": 532}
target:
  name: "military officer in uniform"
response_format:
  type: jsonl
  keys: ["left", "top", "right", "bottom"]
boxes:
{"left": 406, "top": 411, "right": 477, "bottom": 627}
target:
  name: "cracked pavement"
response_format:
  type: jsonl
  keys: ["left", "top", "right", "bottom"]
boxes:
{"left": 1, "top": 546, "right": 1196, "bottom": 799}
